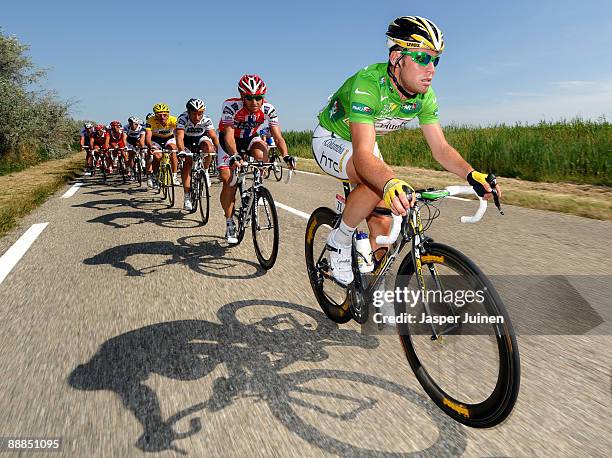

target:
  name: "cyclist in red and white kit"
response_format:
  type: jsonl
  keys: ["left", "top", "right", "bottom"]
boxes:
{"left": 217, "top": 74, "right": 294, "bottom": 244}
{"left": 104, "top": 120, "right": 127, "bottom": 175}
{"left": 90, "top": 124, "right": 108, "bottom": 171}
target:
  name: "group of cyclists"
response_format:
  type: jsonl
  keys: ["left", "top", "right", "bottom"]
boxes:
{"left": 80, "top": 15, "right": 501, "bottom": 285}
{"left": 80, "top": 74, "right": 296, "bottom": 244}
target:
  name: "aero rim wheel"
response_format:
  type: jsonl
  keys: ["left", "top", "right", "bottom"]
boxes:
{"left": 304, "top": 207, "right": 351, "bottom": 324}
{"left": 393, "top": 242, "right": 520, "bottom": 427}
{"left": 251, "top": 187, "right": 279, "bottom": 269}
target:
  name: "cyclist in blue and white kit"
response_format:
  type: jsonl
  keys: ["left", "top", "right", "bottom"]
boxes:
{"left": 80, "top": 122, "right": 96, "bottom": 174}
{"left": 124, "top": 117, "right": 146, "bottom": 181}
{"left": 175, "top": 98, "right": 220, "bottom": 211}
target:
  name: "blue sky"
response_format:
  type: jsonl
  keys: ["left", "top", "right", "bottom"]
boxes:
{"left": 2, "top": 0, "right": 611, "bottom": 130}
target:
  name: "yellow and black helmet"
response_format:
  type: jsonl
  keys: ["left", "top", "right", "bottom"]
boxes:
{"left": 386, "top": 16, "right": 445, "bottom": 53}
{"left": 152, "top": 103, "right": 170, "bottom": 114}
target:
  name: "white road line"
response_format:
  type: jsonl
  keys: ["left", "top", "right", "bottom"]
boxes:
{"left": 294, "top": 170, "right": 322, "bottom": 177}
{"left": 62, "top": 182, "right": 83, "bottom": 198}
{"left": 275, "top": 202, "right": 311, "bottom": 220}
{"left": 0, "top": 223, "right": 49, "bottom": 285}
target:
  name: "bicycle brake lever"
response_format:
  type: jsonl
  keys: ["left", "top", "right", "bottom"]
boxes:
{"left": 491, "top": 190, "right": 504, "bottom": 215}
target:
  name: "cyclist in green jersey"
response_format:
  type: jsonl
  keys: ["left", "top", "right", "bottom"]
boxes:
{"left": 313, "top": 16, "right": 502, "bottom": 285}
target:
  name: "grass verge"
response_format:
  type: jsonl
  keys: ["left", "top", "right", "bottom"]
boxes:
{"left": 0, "top": 152, "right": 83, "bottom": 238}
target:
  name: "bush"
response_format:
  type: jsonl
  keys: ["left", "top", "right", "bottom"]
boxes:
{"left": 0, "top": 29, "right": 79, "bottom": 174}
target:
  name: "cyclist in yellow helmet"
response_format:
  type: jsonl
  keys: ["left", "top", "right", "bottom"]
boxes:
{"left": 145, "top": 103, "right": 179, "bottom": 188}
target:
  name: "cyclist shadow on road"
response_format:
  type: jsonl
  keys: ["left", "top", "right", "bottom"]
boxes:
{"left": 68, "top": 300, "right": 466, "bottom": 455}
{"left": 83, "top": 235, "right": 266, "bottom": 279}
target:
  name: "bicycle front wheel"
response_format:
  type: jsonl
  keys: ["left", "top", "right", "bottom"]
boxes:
{"left": 304, "top": 207, "right": 351, "bottom": 324}
{"left": 251, "top": 187, "right": 279, "bottom": 269}
{"left": 393, "top": 242, "right": 520, "bottom": 427}
{"left": 119, "top": 156, "right": 126, "bottom": 184}
{"left": 272, "top": 155, "right": 283, "bottom": 182}
{"left": 135, "top": 157, "right": 142, "bottom": 186}
{"left": 198, "top": 171, "right": 210, "bottom": 225}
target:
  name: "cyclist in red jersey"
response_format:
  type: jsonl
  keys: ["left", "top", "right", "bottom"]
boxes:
{"left": 217, "top": 74, "right": 294, "bottom": 244}
{"left": 105, "top": 121, "right": 127, "bottom": 175}
{"left": 90, "top": 124, "right": 109, "bottom": 171}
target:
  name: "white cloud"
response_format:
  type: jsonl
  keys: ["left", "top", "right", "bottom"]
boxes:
{"left": 549, "top": 80, "right": 596, "bottom": 89}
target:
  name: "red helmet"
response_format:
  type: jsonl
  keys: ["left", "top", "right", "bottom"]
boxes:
{"left": 238, "top": 74, "right": 267, "bottom": 95}
{"left": 110, "top": 120, "right": 122, "bottom": 128}
{"left": 95, "top": 124, "right": 106, "bottom": 132}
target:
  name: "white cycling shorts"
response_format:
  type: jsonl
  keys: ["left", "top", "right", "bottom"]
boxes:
{"left": 311, "top": 124, "right": 382, "bottom": 180}
{"left": 151, "top": 137, "right": 177, "bottom": 150}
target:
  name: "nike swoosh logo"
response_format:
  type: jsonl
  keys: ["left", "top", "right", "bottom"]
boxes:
{"left": 354, "top": 88, "right": 372, "bottom": 96}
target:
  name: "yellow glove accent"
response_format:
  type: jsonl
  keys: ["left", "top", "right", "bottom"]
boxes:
{"left": 383, "top": 178, "right": 414, "bottom": 208}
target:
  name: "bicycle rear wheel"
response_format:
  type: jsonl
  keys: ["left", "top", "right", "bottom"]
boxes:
{"left": 393, "top": 242, "right": 520, "bottom": 427}
{"left": 251, "top": 187, "right": 279, "bottom": 269}
{"left": 304, "top": 207, "right": 351, "bottom": 323}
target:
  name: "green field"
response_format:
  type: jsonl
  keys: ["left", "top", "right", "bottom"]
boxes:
{"left": 284, "top": 118, "right": 611, "bottom": 186}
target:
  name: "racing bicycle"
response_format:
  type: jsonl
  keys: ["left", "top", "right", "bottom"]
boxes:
{"left": 178, "top": 147, "right": 215, "bottom": 225}
{"left": 154, "top": 148, "right": 175, "bottom": 207}
{"left": 304, "top": 181, "right": 520, "bottom": 427}
{"left": 229, "top": 159, "right": 281, "bottom": 269}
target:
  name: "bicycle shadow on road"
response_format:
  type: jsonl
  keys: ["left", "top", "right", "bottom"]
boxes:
{"left": 83, "top": 235, "right": 266, "bottom": 279}
{"left": 68, "top": 300, "right": 466, "bottom": 456}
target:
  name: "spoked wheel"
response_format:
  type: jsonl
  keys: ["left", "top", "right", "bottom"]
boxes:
{"left": 251, "top": 187, "right": 279, "bottom": 269}
{"left": 118, "top": 156, "right": 126, "bottom": 184}
{"left": 198, "top": 171, "right": 210, "bottom": 225}
{"left": 101, "top": 158, "right": 107, "bottom": 183}
{"left": 233, "top": 186, "right": 249, "bottom": 246}
{"left": 393, "top": 243, "right": 520, "bottom": 427}
{"left": 135, "top": 157, "right": 142, "bottom": 186}
{"left": 272, "top": 155, "right": 283, "bottom": 182}
{"left": 166, "top": 167, "right": 175, "bottom": 207}
{"left": 304, "top": 207, "right": 352, "bottom": 324}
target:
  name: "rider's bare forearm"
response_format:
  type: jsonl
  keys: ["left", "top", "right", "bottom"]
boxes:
{"left": 431, "top": 143, "right": 473, "bottom": 179}
{"left": 351, "top": 150, "right": 395, "bottom": 193}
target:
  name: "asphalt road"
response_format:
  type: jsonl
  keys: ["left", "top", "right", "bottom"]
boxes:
{"left": 0, "top": 169, "right": 610, "bottom": 457}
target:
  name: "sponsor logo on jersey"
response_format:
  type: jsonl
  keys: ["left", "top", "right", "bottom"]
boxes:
{"left": 375, "top": 118, "right": 414, "bottom": 132}
{"left": 400, "top": 101, "right": 421, "bottom": 114}
{"left": 351, "top": 102, "right": 373, "bottom": 114}
{"left": 329, "top": 99, "right": 345, "bottom": 121}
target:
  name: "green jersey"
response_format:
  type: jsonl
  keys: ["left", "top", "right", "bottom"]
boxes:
{"left": 318, "top": 62, "right": 439, "bottom": 141}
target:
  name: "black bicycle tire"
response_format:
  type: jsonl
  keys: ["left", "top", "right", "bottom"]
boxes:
{"left": 190, "top": 169, "right": 199, "bottom": 213}
{"left": 273, "top": 155, "right": 283, "bottom": 182}
{"left": 167, "top": 166, "right": 175, "bottom": 207}
{"left": 251, "top": 187, "right": 279, "bottom": 269}
{"left": 304, "top": 207, "right": 352, "bottom": 324}
{"left": 199, "top": 170, "right": 210, "bottom": 225}
{"left": 119, "top": 155, "right": 126, "bottom": 184}
{"left": 135, "top": 156, "right": 142, "bottom": 186}
{"left": 394, "top": 242, "right": 520, "bottom": 428}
